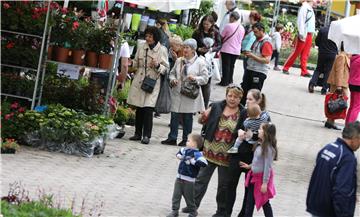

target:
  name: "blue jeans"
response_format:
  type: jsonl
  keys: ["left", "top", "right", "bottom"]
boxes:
{"left": 168, "top": 112, "right": 193, "bottom": 141}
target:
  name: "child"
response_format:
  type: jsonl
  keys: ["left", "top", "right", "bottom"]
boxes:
{"left": 271, "top": 24, "right": 284, "bottom": 71}
{"left": 166, "top": 133, "right": 208, "bottom": 217}
{"left": 227, "top": 104, "right": 269, "bottom": 153}
{"left": 240, "top": 123, "right": 278, "bottom": 217}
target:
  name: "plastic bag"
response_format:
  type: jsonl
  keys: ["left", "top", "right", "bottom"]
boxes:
{"left": 106, "top": 124, "right": 120, "bottom": 140}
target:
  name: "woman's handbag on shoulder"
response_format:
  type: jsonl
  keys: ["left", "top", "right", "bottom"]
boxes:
{"left": 324, "top": 93, "right": 348, "bottom": 120}
{"left": 180, "top": 78, "right": 200, "bottom": 99}
{"left": 155, "top": 74, "right": 171, "bottom": 113}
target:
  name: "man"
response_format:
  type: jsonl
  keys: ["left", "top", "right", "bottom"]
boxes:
{"left": 241, "top": 22, "right": 272, "bottom": 106}
{"left": 219, "top": 0, "right": 243, "bottom": 33}
{"left": 306, "top": 121, "right": 360, "bottom": 217}
{"left": 116, "top": 39, "right": 130, "bottom": 90}
{"left": 308, "top": 24, "right": 338, "bottom": 95}
{"left": 282, "top": 0, "right": 315, "bottom": 77}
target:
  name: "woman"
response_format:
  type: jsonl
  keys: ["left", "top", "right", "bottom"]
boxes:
{"left": 127, "top": 27, "right": 169, "bottom": 144}
{"left": 181, "top": 85, "right": 245, "bottom": 216}
{"left": 192, "top": 15, "right": 222, "bottom": 108}
{"left": 226, "top": 89, "right": 270, "bottom": 217}
{"left": 325, "top": 45, "right": 351, "bottom": 129}
{"left": 346, "top": 54, "right": 360, "bottom": 124}
{"left": 161, "top": 39, "right": 209, "bottom": 147}
{"left": 156, "top": 18, "right": 171, "bottom": 51}
{"left": 219, "top": 11, "right": 245, "bottom": 86}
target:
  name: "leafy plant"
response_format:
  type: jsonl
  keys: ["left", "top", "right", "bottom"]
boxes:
{"left": 114, "top": 106, "right": 129, "bottom": 126}
{"left": 1, "top": 138, "right": 20, "bottom": 151}
{"left": 190, "top": 0, "right": 214, "bottom": 28}
{"left": 1, "top": 101, "right": 27, "bottom": 140}
{"left": 175, "top": 25, "right": 195, "bottom": 40}
{"left": 70, "top": 20, "right": 92, "bottom": 50}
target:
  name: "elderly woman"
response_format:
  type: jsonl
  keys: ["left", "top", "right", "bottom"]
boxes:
{"left": 180, "top": 85, "right": 245, "bottom": 216}
{"left": 127, "top": 27, "right": 169, "bottom": 144}
{"left": 161, "top": 39, "right": 209, "bottom": 147}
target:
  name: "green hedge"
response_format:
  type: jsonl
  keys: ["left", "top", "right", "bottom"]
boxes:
{"left": 1, "top": 200, "right": 80, "bottom": 217}
{"left": 278, "top": 47, "right": 318, "bottom": 69}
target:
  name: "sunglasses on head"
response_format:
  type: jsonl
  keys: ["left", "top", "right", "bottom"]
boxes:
{"left": 226, "top": 83, "right": 242, "bottom": 91}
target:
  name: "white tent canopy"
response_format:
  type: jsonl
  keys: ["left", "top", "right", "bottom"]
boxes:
{"left": 328, "top": 15, "right": 360, "bottom": 54}
{"left": 123, "top": 0, "right": 201, "bottom": 13}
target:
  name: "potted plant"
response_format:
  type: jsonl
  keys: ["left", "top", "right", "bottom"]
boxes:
{"left": 1, "top": 138, "right": 20, "bottom": 154}
{"left": 70, "top": 20, "right": 91, "bottom": 65}
{"left": 113, "top": 106, "right": 129, "bottom": 138}
{"left": 86, "top": 27, "right": 102, "bottom": 67}
{"left": 97, "top": 26, "right": 116, "bottom": 69}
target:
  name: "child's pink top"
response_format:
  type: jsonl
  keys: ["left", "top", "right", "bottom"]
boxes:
{"left": 220, "top": 22, "right": 245, "bottom": 56}
{"left": 348, "top": 55, "right": 360, "bottom": 86}
{"left": 245, "top": 170, "right": 276, "bottom": 210}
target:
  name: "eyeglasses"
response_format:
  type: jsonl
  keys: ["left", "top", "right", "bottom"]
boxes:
{"left": 226, "top": 83, "right": 243, "bottom": 91}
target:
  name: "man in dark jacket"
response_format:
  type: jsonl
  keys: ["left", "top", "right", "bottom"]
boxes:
{"left": 306, "top": 121, "right": 360, "bottom": 217}
{"left": 308, "top": 25, "right": 338, "bottom": 95}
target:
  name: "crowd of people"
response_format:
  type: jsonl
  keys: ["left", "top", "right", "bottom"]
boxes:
{"left": 117, "top": 0, "right": 360, "bottom": 216}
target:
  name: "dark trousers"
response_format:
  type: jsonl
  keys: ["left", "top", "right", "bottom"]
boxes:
{"left": 240, "top": 69, "right": 267, "bottom": 106}
{"left": 201, "top": 77, "right": 211, "bottom": 108}
{"left": 171, "top": 178, "right": 196, "bottom": 214}
{"left": 309, "top": 54, "right": 336, "bottom": 91}
{"left": 241, "top": 57, "right": 249, "bottom": 86}
{"left": 244, "top": 183, "right": 273, "bottom": 217}
{"left": 271, "top": 50, "right": 279, "bottom": 67}
{"left": 221, "top": 52, "right": 239, "bottom": 86}
{"left": 135, "top": 107, "right": 154, "bottom": 138}
{"left": 168, "top": 112, "right": 193, "bottom": 141}
{"left": 194, "top": 162, "right": 230, "bottom": 215}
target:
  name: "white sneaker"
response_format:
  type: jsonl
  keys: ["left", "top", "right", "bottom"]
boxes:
{"left": 227, "top": 147, "right": 238, "bottom": 154}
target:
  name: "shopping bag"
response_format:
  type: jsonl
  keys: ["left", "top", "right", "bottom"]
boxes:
{"left": 211, "top": 58, "right": 221, "bottom": 84}
{"left": 155, "top": 74, "right": 171, "bottom": 114}
{"left": 324, "top": 93, "right": 348, "bottom": 120}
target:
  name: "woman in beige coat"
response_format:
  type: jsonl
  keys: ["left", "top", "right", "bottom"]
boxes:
{"left": 127, "top": 27, "right": 169, "bottom": 144}
{"left": 161, "top": 39, "right": 209, "bottom": 146}
{"left": 325, "top": 45, "right": 351, "bottom": 130}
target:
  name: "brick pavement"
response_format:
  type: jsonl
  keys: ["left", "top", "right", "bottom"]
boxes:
{"left": 1, "top": 60, "right": 359, "bottom": 216}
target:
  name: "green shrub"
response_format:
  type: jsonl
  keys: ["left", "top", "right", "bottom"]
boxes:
{"left": 1, "top": 200, "right": 80, "bottom": 217}
{"left": 175, "top": 25, "right": 195, "bottom": 40}
{"left": 114, "top": 106, "right": 129, "bottom": 126}
{"left": 279, "top": 47, "right": 318, "bottom": 68}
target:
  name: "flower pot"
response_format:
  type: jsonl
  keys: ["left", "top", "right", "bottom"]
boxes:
{"left": 131, "top": 14, "right": 141, "bottom": 31}
{"left": 47, "top": 45, "right": 54, "bottom": 60}
{"left": 1, "top": 148, "right": 16, "bottom": 154}
{"left": 98, "top": 53, "right": 113, "bottom": 69}
{"left": 72, "top": 49, "right": 86, "bottom": 65}
{"left": 86, "top": 51, "right": 98, "bottom": 67}
{"left": 54, "top": 47, "right": 70, "bottom": 63}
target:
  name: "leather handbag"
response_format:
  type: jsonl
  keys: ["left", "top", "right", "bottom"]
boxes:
{"left": 141, "top": 76, "right": 157, "bottom": 93}
{"left": 180, "top": 78, "right": 199, "bottom": 99}
{"left": 327, "top": 94, "right": 347, "bottom": 113}
{"left": 324, "top": 93, "right": 348, "bottom": 120}
{"left": 140, "top": 48, "right": 158, "bottom": 93}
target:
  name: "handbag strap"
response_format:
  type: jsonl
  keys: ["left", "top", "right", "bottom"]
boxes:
{"left": 222, "top": 24, "right": 240, "bottom": 44}
{"left": 144, "top": 47, "right": 160, "bottom": 80}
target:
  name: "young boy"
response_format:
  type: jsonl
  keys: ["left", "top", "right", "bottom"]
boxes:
{"left": 271, "top": 23, "right": 284, "bottom": 71}
{"left": 228, "top": 104, "right": 269, "bottom": 153}
{"left": 167, "top": 133, "right": 208, "bottom": 217}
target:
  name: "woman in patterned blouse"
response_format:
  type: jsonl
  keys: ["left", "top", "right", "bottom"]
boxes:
{"left": 181, "top": 84, "right": 245, "bottom": 216}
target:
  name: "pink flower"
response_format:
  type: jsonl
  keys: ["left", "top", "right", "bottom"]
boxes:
{"left": 18, "top": 107, "right": 25, "bottom": 113}
{"left": 6, "top": 42, "right": 15, "bottom": 49}
{"left": 3, "top": 3, "right": 10, "bottom": 9}
{"left": 61, "top": 7, "right": 68, "bottom": 14}
{"left": 10, "top": 102, "right": 19, "bottom": 109}
{"left": 72, "top": 21, "right": 79, "bottom": 31}
{"left": 4, "top": 114, "right": 12, "bottom": 120}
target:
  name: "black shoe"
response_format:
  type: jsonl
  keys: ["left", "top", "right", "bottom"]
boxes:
{"left": 324, "top": 122, "right": 341, "bottom": 130}
{"left": 129, "top": 135, "right": 141, "bottom": 141}
{"left": 178, "top": 140, "right": 186, "bottom": 147}
{"left": 301, "top": 73, "right": 312, "bottom": 78}
{"left": 161, "top": 138, "right": 177, "bottom": 145}
{"left": 321, "top": 89, "right": 327, "bottom": 95}
{"left": 182, "top": 207, "right": 194, "bottom": 213}
{"left": 141, "top": 136, "right": 150, "bottom": 144}
{"left": 308, "top": 83, "right": 314, "bottom": 93}
{"left": 212, "top": 212, "right": 226, "bottom": 217}
{"left": 282, "top": 70, "right": 289, "bottom": 75}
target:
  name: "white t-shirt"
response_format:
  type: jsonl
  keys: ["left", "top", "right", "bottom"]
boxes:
{"left": 117, "top": 41, "right": 130, "bottom": 76}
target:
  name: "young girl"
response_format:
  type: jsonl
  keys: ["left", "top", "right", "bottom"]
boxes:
{"left": 240, "top": 123, "right": 278, "bottom": 217}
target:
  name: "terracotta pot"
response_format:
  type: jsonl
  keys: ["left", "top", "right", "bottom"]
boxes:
{"left": 86, "top": 51, "right": 98, "bottom": 67}
{"left": 98, "top": 53, "right": 113, "bottom": 69}
{"left": 72, "top": 49, "right": 86, "bottom": 65}
{"left": 54, "top": 47, "right": 70, "bottom": 63}
{"left": 47, "top": 45, "right": 53, "bottom": 60}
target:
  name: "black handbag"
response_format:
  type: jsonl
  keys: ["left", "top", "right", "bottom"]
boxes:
{"left": 180, "top": 78, "right": 199, "bottom": 99}
{"left": 178, "top": 58, "right": 200, "bottom": 99}
{"left": 141, "top": 48, "right": 158, "bottom": 93}
{"left": 327, "top": 95, "right": 347, "bottom": 113}
{"left": 155, "top": 74, "right": 172, "bottom": 113}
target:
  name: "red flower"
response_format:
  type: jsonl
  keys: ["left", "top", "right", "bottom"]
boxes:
{"left": 61, "top": 7, "right": 68, "bottom": 14}
{"left": 3, "top": 3, "right": 10, "bottom": 9}
{"left": 4, "top": 114, "right": 12, "bottom": 120}
{"left": 22, "top": 0, "right": 29, "bottom": 4}
{"left": 16, "top": 8, "right": 23, "bottom": 15}
{"left": 32, "top": 14, "right": 40, "bottom": 20}
{"left": 72, "top": 21, "right": 79, "bottom": 31}
{"left": 6, "top": 42, "right": 15, "bottom": 49}
{"left": 18, "top": 107, "right": 25, "bottom": 113}
{"left": 10, "top": 102, "right": 19, "bottom": 109}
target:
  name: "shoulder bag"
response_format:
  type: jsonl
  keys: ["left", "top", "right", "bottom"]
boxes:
{"left": 178, "top": 58, "right": 200, "bottom": 99}
{"left": 141, "top": 48, "right": 158, "bottom": 93}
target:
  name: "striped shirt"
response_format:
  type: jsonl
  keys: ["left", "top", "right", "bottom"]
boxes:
{"left": 243, "top": 111, "right": 270, "bottom": 144}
